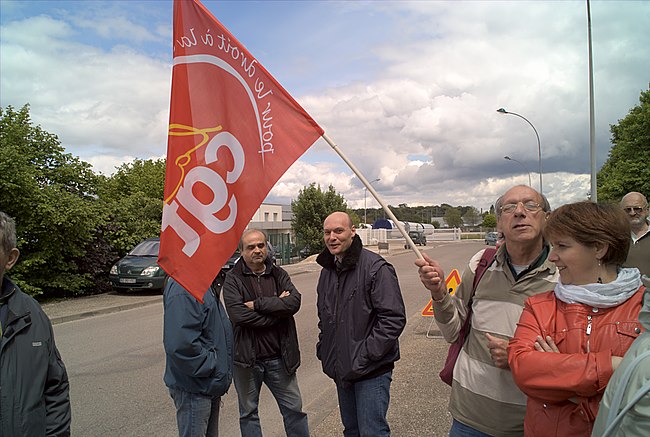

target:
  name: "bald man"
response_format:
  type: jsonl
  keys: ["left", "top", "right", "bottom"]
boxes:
{"left": 316, "top": 211, "right": 406, "bottom": 437}
{"left": 621, "top": 192, "right": 650, "bottom": 276}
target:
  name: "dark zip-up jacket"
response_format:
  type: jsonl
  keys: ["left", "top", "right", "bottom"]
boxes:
{"left": 223, "top": 258, "right": 302, "bottom": 374}
{"left": 316, "top": 235, "right": 406, "bottom": 386}
{"left": 163, "top": 279, "right": 233, "bottom": 397}
{"left": 0, "top": 277, "right": 71, "bottom": 437}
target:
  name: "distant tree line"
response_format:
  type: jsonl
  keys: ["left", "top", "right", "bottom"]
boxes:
{"left": 352, "top": 204, "right": 496, "bottom": 229}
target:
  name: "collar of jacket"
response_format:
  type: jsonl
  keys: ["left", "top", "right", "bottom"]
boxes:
{"left": 316, "top": 234, "right": 363, "bottom": 271}
{"left": 233, "top": 256, "right": 274, "bottom": 277}
{"left": 0, "top": 276, "right": 17, "bottom": 304}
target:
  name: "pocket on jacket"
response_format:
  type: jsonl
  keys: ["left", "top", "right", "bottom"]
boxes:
{"left": 614, "top": 321, "right": 643, "bottom": 353}
{"left": 20, "top": 401, "right": 46, "bottom": 436}
{"left": 616, "top": 321, "right": 643, "bottom": 339}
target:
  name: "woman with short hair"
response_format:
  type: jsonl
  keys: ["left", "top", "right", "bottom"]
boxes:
{"left": 508, "top": 201, "right": 645, "bottom": 437}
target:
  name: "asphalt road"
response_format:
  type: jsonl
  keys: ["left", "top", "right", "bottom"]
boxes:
{"left": 53, "top": 240, "right": 485, "bottom": 436}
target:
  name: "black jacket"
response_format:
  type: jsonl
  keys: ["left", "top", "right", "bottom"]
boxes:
{"left": 0, "top": 277, "right": 71, "bottom": 437}
{"left": 316, "top": 235, "right": 406, "bottom": 385}
{"left": 223, "top": 258, "right": 302, "bottom": 374}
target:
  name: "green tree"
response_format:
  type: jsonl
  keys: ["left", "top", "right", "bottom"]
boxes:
{"left": 291, "top": 183, "right": 347, "bottom": 256}
{"left": 0, "top": 104, "right": 106, "bottom": 297}
{"left": 444, "top": 207, "right": 463, "bottom": 228}
{"left": 462, "top": 207, "right": 481, "bottom": 226}
{"left": 98, "top": 158, "right": 166, "bottom": 254}
{"left": 597, "top": 87, "right": 650, "bottom": 201}
{"left": 482, "top": 214, "right": 497, "bottom": 228}
{"left": 348, "top": 210, "right": 361, "bottom": 227}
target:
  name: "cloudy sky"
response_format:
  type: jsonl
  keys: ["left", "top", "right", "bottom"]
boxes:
{"left": 1, "top": 0, "right": 648, "bottom": 214}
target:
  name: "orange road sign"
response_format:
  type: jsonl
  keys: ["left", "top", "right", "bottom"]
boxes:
{"left": 421, "top": 269, "right": 462, "bottom": 317}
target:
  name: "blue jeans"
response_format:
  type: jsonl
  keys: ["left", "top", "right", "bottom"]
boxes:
{"left": 168, "top": 387, "right": 221, "bottom": 437}
{"left": 233, "top": 358, "right": 309, "bottom": 437}
{"left": 449, "top": 419, "right": 494, "bottom": 437}
{"left": 336, "top": 371, "right": 392, "bottom": 437}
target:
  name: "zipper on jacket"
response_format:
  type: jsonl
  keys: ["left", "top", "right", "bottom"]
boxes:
{"left": 586, "top": 315, "right": 592, "bottom": 353}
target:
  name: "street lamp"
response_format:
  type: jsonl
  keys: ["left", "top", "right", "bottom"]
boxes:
{"left": 504, "top": 155, "right": 532, "bottom": 187}
{"left": 364, "top": 178, "right": 380, "bottom": 225}
{"left": 497, "top": 108, "right": 543, "bottom": 195}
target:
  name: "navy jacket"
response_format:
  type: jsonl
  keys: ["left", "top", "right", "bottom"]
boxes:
{"left": 0, "top": 277, "right": 71, "bottom": 437}
{"left": 316, "top": 235, "right": 406, "bottom": 385}
{"left": 163, "top": 279, "right": 233, "bottom": 397}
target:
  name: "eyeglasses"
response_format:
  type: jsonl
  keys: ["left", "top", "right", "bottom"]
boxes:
{"left": 623, "top": 206, "right": 645, "bottom": 214}
{"left": 500, "top": 201, "right": 542, "bottom": 214}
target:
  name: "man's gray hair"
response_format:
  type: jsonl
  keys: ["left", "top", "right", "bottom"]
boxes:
{"left": 0, "top": 211, "right": 17, "bottom": 255}
{"left": 620, "top": 192, "right": 648, "bottom": 207}
{"left": 495, "top": 188, "right": 551, "bottom": 217}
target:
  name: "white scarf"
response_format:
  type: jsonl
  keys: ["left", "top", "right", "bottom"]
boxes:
{"left": 554, "top": 267, "right": 642, "bottom": 308}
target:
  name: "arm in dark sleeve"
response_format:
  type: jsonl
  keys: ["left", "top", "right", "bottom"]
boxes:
{"left": 254, "top": 268, "right": 301, "bottom": 317}
{"left": 43, "top": 314, "right": 72, "bottom": 437}
{"left": 163, "top": 285, "right": 218, "bottom": 378}
{"left": 222, "top": 274, "right": 282, "bottom": 328}
{"left": 364, "top": 262, "right": 407, "bottom": 361}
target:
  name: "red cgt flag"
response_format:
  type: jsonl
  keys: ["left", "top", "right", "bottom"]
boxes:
{"left": 159, "top": 0, "right": 324, "bottom": 302}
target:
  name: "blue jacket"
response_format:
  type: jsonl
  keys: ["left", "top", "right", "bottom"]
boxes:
{"left": 163, "top": 279, "right": 233, "bottom": 397}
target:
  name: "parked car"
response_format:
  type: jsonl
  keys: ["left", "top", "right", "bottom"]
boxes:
{"left": 109, "top": 238, "right": 167, "bottom": 293}
{"left": 405, "top": 230, "right": 426, "bottom": 248}
{"left": 485, "top": 231, "right": 499, "bottom": 246}
{"left": 213, "top": 250, "right": 241, "bottom": 289}
{"left": 299, "top": 246, "right": 312, "bottom": 259}
{"left": 110, "top": 238, "right": 241, "bottom": 293}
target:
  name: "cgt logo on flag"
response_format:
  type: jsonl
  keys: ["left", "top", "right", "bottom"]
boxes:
{"left": 159, "top": 0, "right": 323, "bottom": 301}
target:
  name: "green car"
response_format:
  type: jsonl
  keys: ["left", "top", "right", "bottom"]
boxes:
{"left": 109, "top": 238, "right": 168, "bottom": 293}
{"left": 109, "top": 238, "right": 241, "bottom": 293}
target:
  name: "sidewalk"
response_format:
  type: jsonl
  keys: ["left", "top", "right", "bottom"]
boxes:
{"left": 41, "top": 291, "right": 163, "bottom": 325}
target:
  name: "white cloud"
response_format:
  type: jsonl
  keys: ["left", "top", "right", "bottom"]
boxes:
{"left": 1, "top": 1, "right": 647, "bottom": 215}
{"left": 1, "top": 14, "right": 171, "bottom": 160}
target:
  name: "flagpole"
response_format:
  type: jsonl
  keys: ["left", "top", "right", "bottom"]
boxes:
{"left": 321, "top": 133, "right": 425, "bottom": 260}
{"left": 587, "top": 0, "right": 597, "bottom": 202}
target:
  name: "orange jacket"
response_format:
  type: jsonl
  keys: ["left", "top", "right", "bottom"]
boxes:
{"left": 508, "top": 286, "right": 645, "bottom": 437}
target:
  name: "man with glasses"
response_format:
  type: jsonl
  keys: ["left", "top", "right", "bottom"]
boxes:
{"left": 621, "top": 191, "right": 650, "bottom": 277}
{"left": 416, "top": 185, "right": 558, "bottom": 437}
